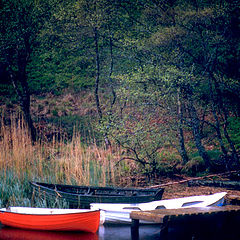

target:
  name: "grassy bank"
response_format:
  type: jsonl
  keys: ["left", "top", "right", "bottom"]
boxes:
{"left": 0, "top": 115, "right": 131, "bottom": 208}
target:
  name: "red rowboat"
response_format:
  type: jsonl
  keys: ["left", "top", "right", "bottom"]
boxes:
{"left": 0, "top": 207, "right": 100, "bottom": 233}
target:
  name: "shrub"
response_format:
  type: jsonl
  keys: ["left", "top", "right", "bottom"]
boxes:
{"left": 182, "top": 156, "right": 206, "bottom": 176}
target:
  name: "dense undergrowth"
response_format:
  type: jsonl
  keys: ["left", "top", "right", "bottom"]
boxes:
{"left": 0, "top": 110, "right": 239, "bottom": 208}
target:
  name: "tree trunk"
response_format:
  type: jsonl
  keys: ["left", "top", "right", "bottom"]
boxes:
{"left": 207, "top": 78, "right": 229, "bottom": 169}
{"left": 223, "top": 117, "right": 240, "bottom": 169}
{"left": 210, "top": 73, "right": 239, "bottom": 168}
{"left": 188, "top": 95, "right": 210, "bottom": 168}
{"left": 93, "top": 27, "right": 111, "bottom": 148}
{"left": 8, "top": 62, "right": 36, "bottom": 142}
{"left": 21, "top": 95, "right": 37, "bottom": 142}
{"left": 93, "top": 27, "right": 102, "bottom": 120}
{"left": 177, "top": 88, "right": 189, "bottom": 164}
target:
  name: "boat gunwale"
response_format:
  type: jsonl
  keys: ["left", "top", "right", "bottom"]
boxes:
{"left": 90, "top": 192, "right": 227, "bottom": 212}
{"left": 30, "top": 181, "right": 162, "bottom": 192}
{"left": 30, "top": 182, "right": 164, "bottom": 197}
{"left": 0, "top": 208, "right": 100, "bottom": 216}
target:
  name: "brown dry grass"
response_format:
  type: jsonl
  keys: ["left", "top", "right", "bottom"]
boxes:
{"left": 0, "top": 114, "right": 127, "bottom": 186}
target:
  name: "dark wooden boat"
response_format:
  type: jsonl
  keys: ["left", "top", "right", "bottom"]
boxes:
{"left": 30, "top": 182, "right": 164, "bottom": 209}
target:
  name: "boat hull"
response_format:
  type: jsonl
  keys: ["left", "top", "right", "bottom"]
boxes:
{"left": 0, "top": 208, "right": 100, "bottom": 233}
{"left": 91, "top": 192, "right": 227, "bottom": 224}
{"left": 30, "top": 182, "right": 164, "bottom": 209}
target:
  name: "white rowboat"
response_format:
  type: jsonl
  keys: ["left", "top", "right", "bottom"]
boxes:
{"left": 90, "top": 192, "right": 227, "bottom": 224}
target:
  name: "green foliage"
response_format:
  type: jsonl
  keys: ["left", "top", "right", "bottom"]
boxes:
{"left": 182, "top": 156, "right": 206, "bottom": 176}
{"left": 228, "top": 117, "right": 240, "bottom": 151}
{"left": 47, "top": 115, "right": 98, "bottom": 142}
{"left": 1, "top": 0, "right": 240, "bottom": 176}
{"left": 0, "top": 0, "right": 57, "bottom": 70}
{"left": 104, "top": 69, "right": 178, "bottom": 177}
{"left": 0, "top": 84, "right": 16, "bottom": 101}
{"left": 207, "top": 150, "right": 222, "bottom": 161}
{"left": 27, "top": 47, "right": 95, "bottom": 95}
{"left": 154, "top": 152, "right": 182, "bottom": 177}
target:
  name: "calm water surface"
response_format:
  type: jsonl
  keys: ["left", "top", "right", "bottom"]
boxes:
{"left": 0, "top": 224, "right": 239, "bottom": 240}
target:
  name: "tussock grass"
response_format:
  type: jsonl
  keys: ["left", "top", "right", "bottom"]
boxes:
{"left": 0, "top": 114, "right": 126, "bottom": 207}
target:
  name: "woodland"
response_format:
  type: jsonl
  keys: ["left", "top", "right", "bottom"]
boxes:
{"left": 0, "top": 0, "right": 240, "bottom": 184}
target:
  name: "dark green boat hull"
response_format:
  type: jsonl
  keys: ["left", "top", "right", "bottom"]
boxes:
{"left": 30, "top": 182, "right": 164, "bottom": 209}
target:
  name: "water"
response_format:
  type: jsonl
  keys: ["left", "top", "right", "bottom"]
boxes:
{"left": 0, "top": 224, "right": 240, "bottom": 240}
{"left": 0, "top": 225, "right": 159, "bottom": 240}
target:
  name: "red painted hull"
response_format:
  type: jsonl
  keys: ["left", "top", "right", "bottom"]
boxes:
{"left": 0, "top": 210, "right": 100, "bottom": 233}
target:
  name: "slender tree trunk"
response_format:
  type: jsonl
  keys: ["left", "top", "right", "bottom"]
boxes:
{"left": 210, "top": 73, "right": 239, "bottom": 168}
{"left": 93, "top": 27, "right": 111, "bottom": 147}
{"left": 207, "top": 78, "right": 229, "bottom": 168}
{"left": 188, "top": 94, "right": 210, "bottom": 168}
{"left": 103, "top": 27, "right": 117, "bottom": 149}
{"left": 93, "top": 27, "right": 102, "bottom": 120}
{"left": 177, "top": 88, "right": 189, "bottom": 164}
{"left": 108, "top": 27, "right": 116, "bottom": 112}
{"left": 213, "top": 109, "right": 229, "bottom": 168}
{"left": 21, "top": 94, "right": 36, "bottom": 142}
{"left": 223, "top": 112, "right": 240, "bottom": 169}
{"left": 8, "top": 62, "right": 36, "bottom": 142}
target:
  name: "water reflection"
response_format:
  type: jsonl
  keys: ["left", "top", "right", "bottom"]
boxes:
{"left": 0, "top": 227, "right": 98, "bottom": 240}
{"left": 98, "top": 224, "right": 161, "bottom": 240}
{"left": 99, "top": 221, "right": 240, "bottom": 240}
{"left": 0, "top": 225, "right": 160, "bottom": 240}
{"left": 1, "top": 224, "right": 239, "bottom": 240}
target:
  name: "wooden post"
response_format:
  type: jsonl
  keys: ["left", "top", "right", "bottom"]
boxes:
{"left": 131, "top": 219, "right": 139, "bottom": 240}
{"left": 159, "top": 219, "right": 169, "bottom": 238}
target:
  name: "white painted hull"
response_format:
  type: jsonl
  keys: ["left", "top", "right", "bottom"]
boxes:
{"left": 91, "top": 192, "right": 227, "bottom": 224}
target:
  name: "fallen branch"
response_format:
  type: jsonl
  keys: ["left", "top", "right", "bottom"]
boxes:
{"left": 149, "top": 171, "right": 237, "bottom": 188}
{"left": 188, "top": 180, "right": 240, "bottom": 190}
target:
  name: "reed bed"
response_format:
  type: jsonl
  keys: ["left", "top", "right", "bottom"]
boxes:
{"left": 0, "top": 115, "right": 128, "bottom": 207}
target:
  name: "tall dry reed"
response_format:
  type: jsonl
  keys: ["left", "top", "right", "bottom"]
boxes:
{"left": 0, "top": 114, "right": 123, "bottom": 186}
